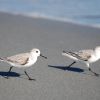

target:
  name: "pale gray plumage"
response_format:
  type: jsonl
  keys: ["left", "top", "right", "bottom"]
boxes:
{"left": 0, "top": 48, "right": 47, "bottom": 80}
{"left": 62, "top": 46, "right": 100, "bottom": 76}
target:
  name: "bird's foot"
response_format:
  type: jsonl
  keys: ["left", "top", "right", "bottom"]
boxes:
{"left": 28, "top": 78, "right": 36, "bottom": 81}
{"left": 94, "top": 73, "right": 99, "bottom": 77}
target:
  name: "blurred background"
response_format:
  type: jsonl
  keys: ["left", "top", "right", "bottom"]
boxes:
{"left": 0, "top": 0, "right": 100, "bottom": 27}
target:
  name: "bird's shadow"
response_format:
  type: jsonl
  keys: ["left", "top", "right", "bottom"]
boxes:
{"left": 48, "top": 65, "right": 84, "bottom": 73}
{"left": 0, "top": 71, "right": 20, "bottom": 78}
{"left": 0, "top": 71, "right": 36, "bottom": 81}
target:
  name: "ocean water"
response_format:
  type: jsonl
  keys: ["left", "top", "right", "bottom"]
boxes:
{"left": 0, "top": 0, "right": 100, "bottom": 27}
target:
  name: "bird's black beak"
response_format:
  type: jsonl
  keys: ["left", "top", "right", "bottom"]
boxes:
{"left": 62, "top": 50, "right": 66, "bottom": 53}
{"left": 40, "top": 54, "right": 47, "bottom": 59}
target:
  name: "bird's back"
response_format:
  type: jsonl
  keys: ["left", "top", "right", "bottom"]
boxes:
{"left": 76, "top": 49, "right": 94, "bottom": 61}
{"left": 6, "top": 53, "right": 30, "bottom": 65}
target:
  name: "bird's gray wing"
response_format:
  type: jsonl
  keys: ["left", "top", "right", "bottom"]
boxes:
{"left": 76, "top": 50, "right": 93, "bottom": 61}
{"left": 63, "top": 50, "right": 92, "bottom": 61}
{"left": 63, "top": 50, "right": 83, "bottom": 60}
{"left": 6, "top": 53, "right": 30, "bottom": 65}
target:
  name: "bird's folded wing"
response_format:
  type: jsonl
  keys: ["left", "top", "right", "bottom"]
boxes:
{"left": 6, "top": 53, "right": 30, "bottom": 65}
{"left": 64, "top": 50, "right": 91, "bottom": 61}
{"left": 76, "top": 50, "right": 93, "bottom": 61}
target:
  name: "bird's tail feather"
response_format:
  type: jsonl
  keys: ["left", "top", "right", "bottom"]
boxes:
{"left": 0, "top": 57, "right": 7, "bottom": 62}
{"left": 62, "top": 50, "right": 73, "bottom": 56}
{"left": 0, "top": 57, "right": 4, "bottom": 61}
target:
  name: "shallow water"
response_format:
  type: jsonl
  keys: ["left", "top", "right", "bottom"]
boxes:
{"left": 0, "top": 0, "right": 100, "bottom": 26}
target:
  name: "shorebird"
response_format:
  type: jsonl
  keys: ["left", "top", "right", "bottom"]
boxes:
{"left": 62, "top": 46, "right": 100, "bottom": 76}
{"left": 0, "top": 48, "right": 47, "bottom": 80}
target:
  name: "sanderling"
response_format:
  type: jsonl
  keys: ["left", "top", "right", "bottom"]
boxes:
{"left": 62, "top": 46, "right": 100, "bottom": 76}
{"left": 0, "top": 48, "right": 47, "bottom": 80}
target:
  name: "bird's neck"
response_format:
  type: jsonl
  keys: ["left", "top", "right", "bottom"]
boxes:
{"left": 95, "top": 51, "right": 100, "bottom": 60}
{"left": 28, "top": 53, "right": 38, "bottom": 65}
{"left": 30, "top": 53, "right": 37, "bottom": 59}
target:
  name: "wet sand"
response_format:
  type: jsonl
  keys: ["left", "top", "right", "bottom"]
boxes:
{"left": 0, "top": 12, "right": 100, "bottom": 100}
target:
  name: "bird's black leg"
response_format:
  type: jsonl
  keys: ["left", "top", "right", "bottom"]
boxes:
{"left": 89, "top": 68, "right": 99, "bottom": 76}
{"left": 5, "top": 66, "right": 13, "bottom": 79}
{"left": 8, "top": 66, "right": 13, "bottom": 73}
{"left": 24, "top": 70, "right": 35, "bottom": 81}
{"left": 67, "top": 61, "right": 76, "bottom": 68}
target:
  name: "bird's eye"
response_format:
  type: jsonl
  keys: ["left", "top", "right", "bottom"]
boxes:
{"left": 36, "top": 51, "right": 38, "bottom": 53}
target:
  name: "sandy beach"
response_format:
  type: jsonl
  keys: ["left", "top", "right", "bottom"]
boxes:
{"left": 0, "top": 12, "right": 100, "bottom": 100}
